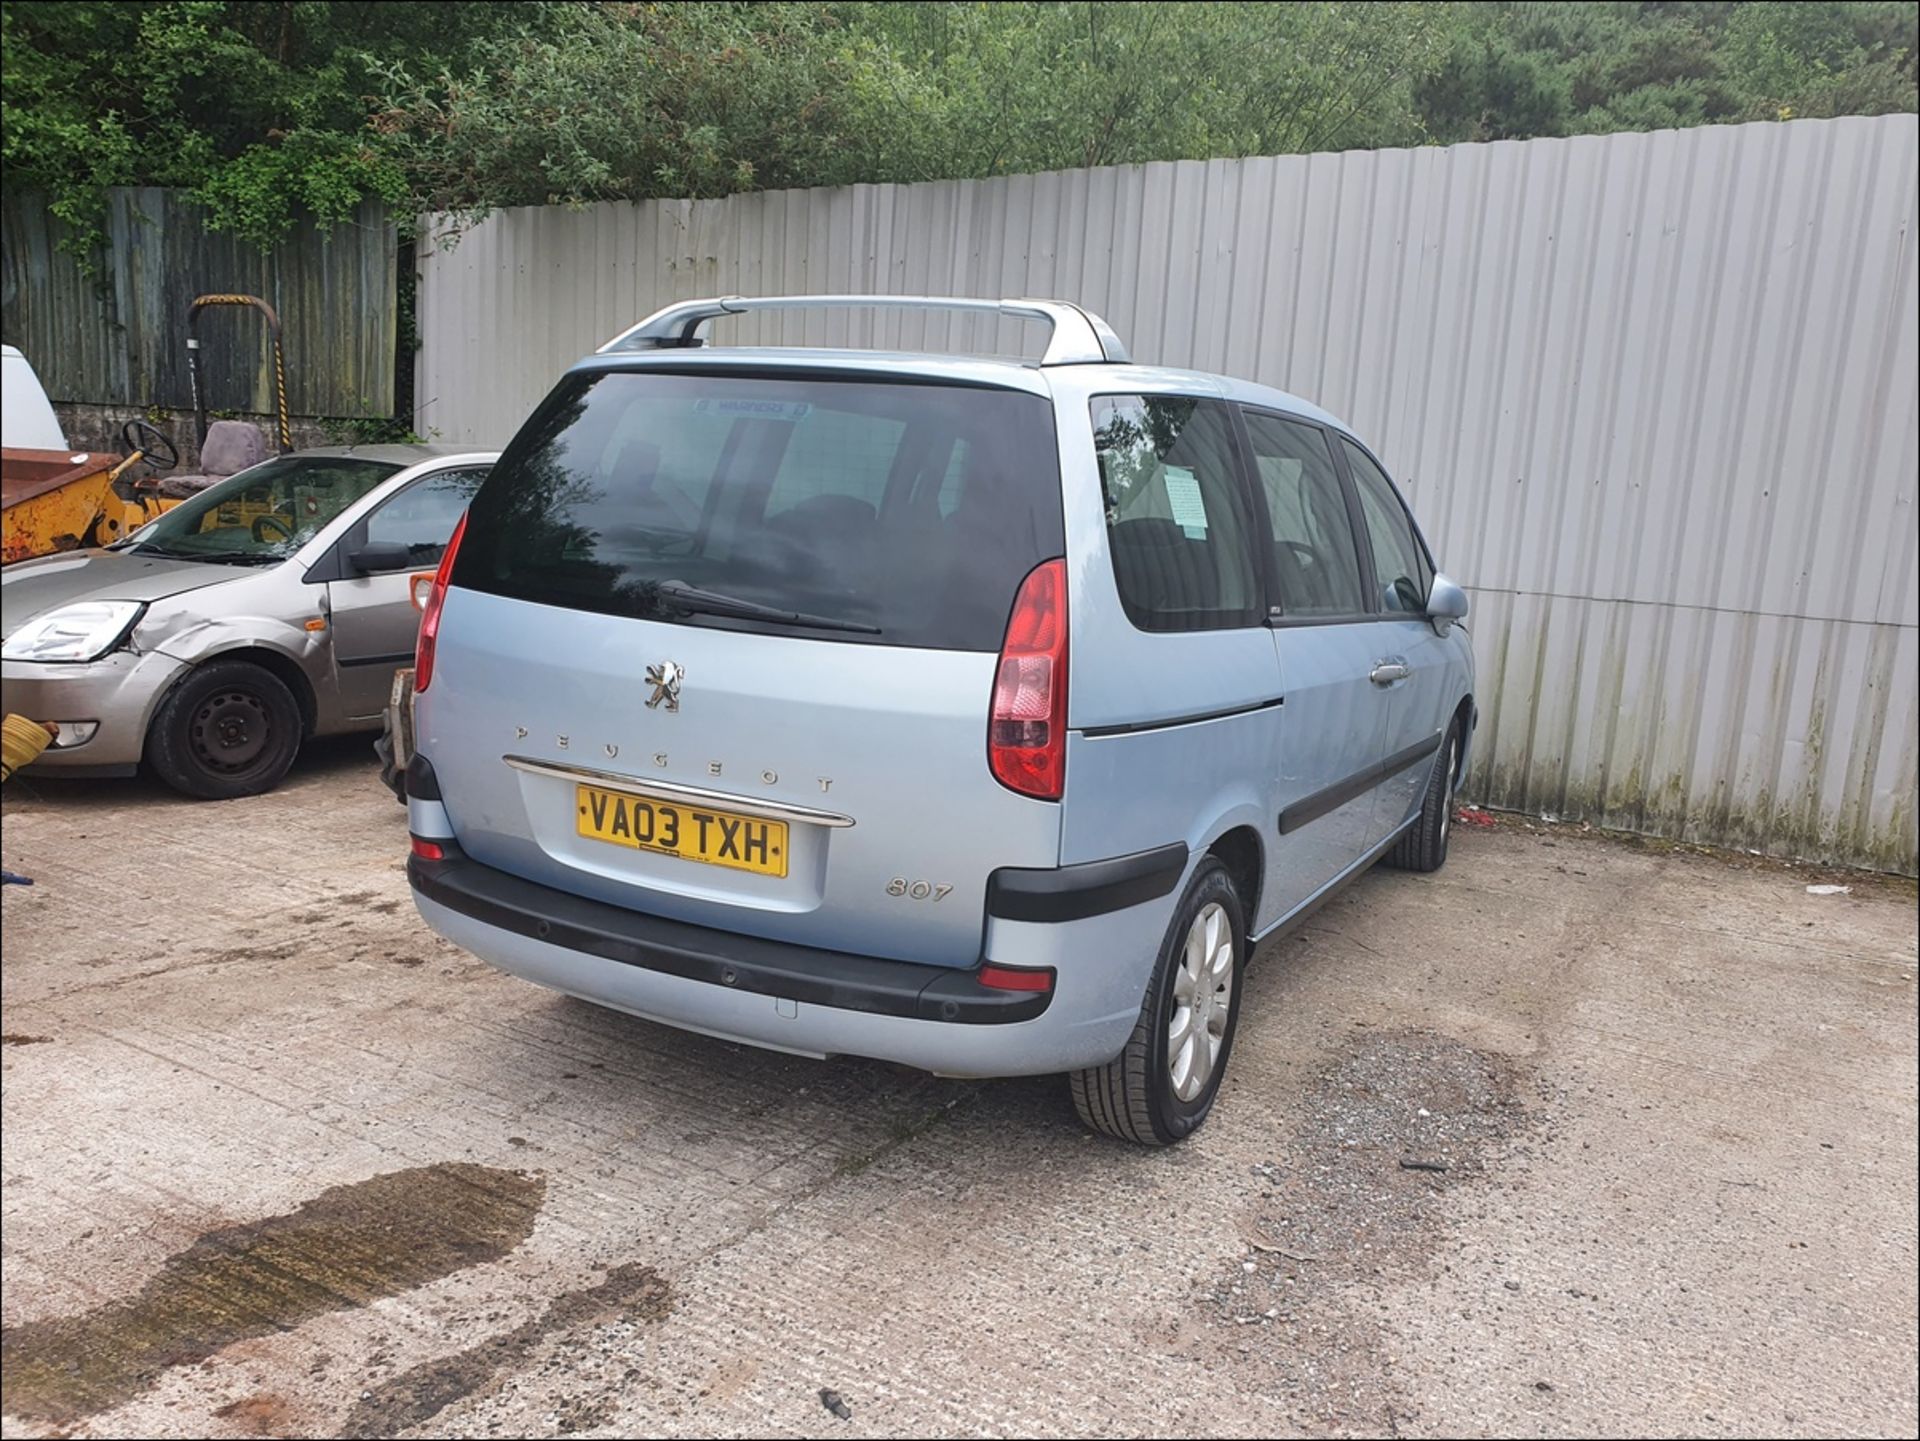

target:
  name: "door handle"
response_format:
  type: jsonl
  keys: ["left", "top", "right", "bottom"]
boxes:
{"left": 1369, "top": 661, "right": 1409, "bottom": 686}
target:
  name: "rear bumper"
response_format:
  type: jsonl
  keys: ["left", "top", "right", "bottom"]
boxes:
{"left": 409, "top": 845, "right": 1146, "bottom": 1077}
{"left": 411, "top": 845, "right": 1048, "bottom": 1024}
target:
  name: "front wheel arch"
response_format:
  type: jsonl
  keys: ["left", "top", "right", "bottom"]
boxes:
{"left": 142, "top": 656, "right": 306, "bottom": 799}
{"left": 1449, "top": 693, "right": 1475, "bottom": 797}
{"left": 147, "top": 644, "right": 317, "bottom": 744}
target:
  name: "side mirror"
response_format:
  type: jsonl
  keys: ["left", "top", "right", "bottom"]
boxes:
{"left": 349, "top": 540, "right": 414, "bottom": 574}
{"left": 1427, "top": 573, "right": 1469, "bottom": 636}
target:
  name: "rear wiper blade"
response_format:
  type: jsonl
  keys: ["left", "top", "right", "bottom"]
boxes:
{"left": 649, "top": 580, "right": 880, "bottom": 635}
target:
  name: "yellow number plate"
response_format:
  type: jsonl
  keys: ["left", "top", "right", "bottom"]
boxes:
{"left": 575, "top": 784, "right": 789, "bottom": 878}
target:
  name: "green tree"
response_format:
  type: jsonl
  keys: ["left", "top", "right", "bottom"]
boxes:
{"left": 1, "top": 0, "right": 559, "bottom": 253}
{"left": 370, "top": 2, "right": 925, "bottom": 216}
{"left": 855, "top": 1, "right": 1449, "bottom": 172}
{"left": 1414, "top": 1, "right": 1916, "bottom": 142}
{"left": 1414, "top": 31, "right": 1572, "bottom": 142}
{"left": 4, "top": 1, "right": 1915, "bottom": 256}
{"left": 1720, "top": 0, "right": 1919, "bottom": 118}
{"left": 375, "top": 1, "right": 1451, "bottom": 219}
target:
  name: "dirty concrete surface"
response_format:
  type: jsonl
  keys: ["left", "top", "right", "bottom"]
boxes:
{"left": 2, "top": 740, "right": 1915, "bottom": 1439}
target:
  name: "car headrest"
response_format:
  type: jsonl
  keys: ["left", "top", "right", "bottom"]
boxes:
{"left": 1109, "top": 517, "right": 1193, "bottom": 550}
{"left": 200, "top": 420, "right": 271, "bottom": 477}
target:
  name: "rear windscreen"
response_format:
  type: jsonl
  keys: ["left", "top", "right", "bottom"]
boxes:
{"left": 455, "top": 370, "right": 1063, "bottom": 650}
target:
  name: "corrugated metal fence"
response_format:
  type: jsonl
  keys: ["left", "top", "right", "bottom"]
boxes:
{"left": 416, "top": 116, "right": 1919, "bottom": 873}
{"left": 2, "top": 187, "right": 396, "bottom": 419}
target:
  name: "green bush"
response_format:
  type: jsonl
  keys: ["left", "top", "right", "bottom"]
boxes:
{"left": 4, "top": 1, "right": 1914, "bottom": 261}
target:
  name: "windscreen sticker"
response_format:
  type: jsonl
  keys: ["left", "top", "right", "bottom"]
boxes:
{"left": 1162, "top": 465, "right": 1209, "bottom": 538}
{"left": 694, "top": 398, "right": 813, "bottom": 422}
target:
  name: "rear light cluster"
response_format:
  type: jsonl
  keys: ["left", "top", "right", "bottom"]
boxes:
{"left": 989, "top": 558, "right": 1068, "bottom": 800}
{"left": 413, "top": 511, "right": 468, "bottom": 694}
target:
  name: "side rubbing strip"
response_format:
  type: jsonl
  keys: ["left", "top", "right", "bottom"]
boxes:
{"left": 1079, "top": 695, "right": 1283, "bottom": 740}
{"left": 1278, "top": 734, "right": 1443, "bottom": 836}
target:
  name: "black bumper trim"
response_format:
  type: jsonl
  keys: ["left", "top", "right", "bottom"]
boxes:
{"left": 987, "top": 841, "right": 1189, "bottom": 923}
{"left": 409, "top": 847, "right": 1050, "bottom": 1024}
{"left": 405, "top": 752, "right": 441, "bottom": 800}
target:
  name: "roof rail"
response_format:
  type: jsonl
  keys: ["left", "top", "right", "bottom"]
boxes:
{"left": 596, "top": 294, "right": 1130, "bottom": 366}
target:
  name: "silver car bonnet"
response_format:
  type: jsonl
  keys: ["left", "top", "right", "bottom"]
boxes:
{"left": 0, "top": 550, "right": 247, "bottom": 637}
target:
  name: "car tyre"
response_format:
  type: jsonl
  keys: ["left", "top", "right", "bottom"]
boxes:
{"left": 1069, "top": 857, "right": 1246, "bottom": 1146}
{"left": 1384, "top": 724, "right": 1459, "bottom": 873}
{"left": 146, "top": 660, "right": 303, "bottom": 800}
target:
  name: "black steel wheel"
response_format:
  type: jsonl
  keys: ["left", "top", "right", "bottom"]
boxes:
{"left": 146, "top": 660, "right": 302, "bottom": 799}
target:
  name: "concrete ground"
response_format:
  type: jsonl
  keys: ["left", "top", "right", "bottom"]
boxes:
{"left": 2, "top": 739, "right": 1915, "bottom": 1440}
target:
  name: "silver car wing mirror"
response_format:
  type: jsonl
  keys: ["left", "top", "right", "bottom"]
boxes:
{"left": 1427, "top": 573, "right": 1470, "bottom": 637}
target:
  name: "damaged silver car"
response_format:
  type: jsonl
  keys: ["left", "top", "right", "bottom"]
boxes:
{"left": 1, "top": 443, "right": 494, "bottom": 798}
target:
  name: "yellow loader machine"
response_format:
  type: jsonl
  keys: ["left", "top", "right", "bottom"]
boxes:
{"left": 1, "top": 420, "right": 182, "bottom": 564}
{"left": 2, "top": 294, "right": 292, "bottom": 564}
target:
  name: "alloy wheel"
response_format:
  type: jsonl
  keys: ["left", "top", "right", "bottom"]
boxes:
{"left": 1168, "top": 900, "right": 1235, "bottom": 1101}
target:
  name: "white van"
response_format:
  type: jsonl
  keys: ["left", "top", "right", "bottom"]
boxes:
{"left": 1, "top": 346, "right": 69, "bottom": 451}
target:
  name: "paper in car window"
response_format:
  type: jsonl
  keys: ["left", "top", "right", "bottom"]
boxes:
{"left": 1163, "top": 465, "right": 1209, "bottom": 538}
{"left": 694, "top": 398, "right": 813, "bottom": 422}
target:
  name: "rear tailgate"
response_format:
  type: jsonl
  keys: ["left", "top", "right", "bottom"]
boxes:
{"left": 417, "top": 364, "right": 1068, "bottom": 968}
{"left": 419, "top": 594, "right": 1060, "bottom": 965}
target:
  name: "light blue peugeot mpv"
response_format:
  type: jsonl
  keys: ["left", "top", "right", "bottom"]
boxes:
{"left": 405, "top": 296, "right": 1475, "bottom": 1144}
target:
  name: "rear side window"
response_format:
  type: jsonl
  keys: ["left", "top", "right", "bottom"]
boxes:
{"left": 1092, "top": 395, "right": 1261, "bottom": 632}
{"left": 1241, "top": 412, "right": 1367, "bottom": 618}
{"left": 455, "top": 371, "right": 1062, "bottom": 650}
{"left": 1341, "top": 439, "right": 1434, "bottom": 614}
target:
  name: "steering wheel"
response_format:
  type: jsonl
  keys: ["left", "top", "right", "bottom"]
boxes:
{"left": 119, "top": 419, "right": 179, "bottom": 472}
{"left": 251, "top": 513, "right": 295, "bottom": 544}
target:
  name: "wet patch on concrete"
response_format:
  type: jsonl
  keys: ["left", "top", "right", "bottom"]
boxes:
{"left": 1196, "top": 1028, "right": 1543, "bottom": 1432}
{"left": 0, "top": 1163, "right": 544, "bottom": 1428}
{"left": 335, "top": 1262, "right": 671, "bottom": 1439}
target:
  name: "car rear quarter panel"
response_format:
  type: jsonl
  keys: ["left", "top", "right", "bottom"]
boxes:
{"left": 1058, "top": 720, "right": 1276, "bottom": 965}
